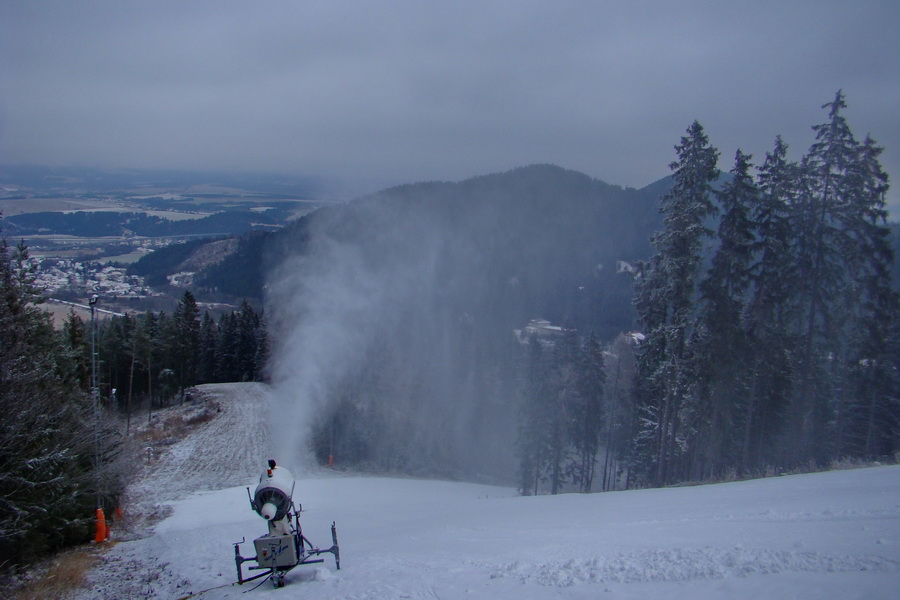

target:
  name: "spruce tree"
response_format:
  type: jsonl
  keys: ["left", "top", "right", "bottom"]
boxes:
{"left": 0, "top": 237, "right": 123, "bottom": 566}
{"left": 602, "top": 333, "right": 639, "bottom": 490}
{"left": 173, "top": 291, "right": 201, "bottom": 393}
{"left": 215, "top": 312, "right": 238, "bottom": 382}
{"left": 517, "top": 337, "right": 553, "bottom": 495}
{"left": 547, "top": 325, "right": 579, "bottom": 495}
{"left": 236, "top": 299, "right": 260, "bottom": 381}
{"left": 742, "top": 136, "right": 799, "bottom": 470}
{"left": 694, "top": 149, "right": 757, "bottom": 478}
{"left": 633, "top": 121, "right": 719, "bottom": 485}
{"left": 254, "top": 311, "right": 270, "bottom": 382}
{"left": 788, "top": 91, "right": 881, "bottom": 463}
{"left": 836, "top": 134, "right": 899, "bottom": 458}
{"left": 569, "top": 330, "right": 605, "bottom": 492}
{"left": 198, "top": 311, "right": 218, "bottom": 384}
{"left": 63, "top": 309, "right": 90, "bottom": 392}
{"left": 99, "top": 313, "right": 133, "bottom": 410}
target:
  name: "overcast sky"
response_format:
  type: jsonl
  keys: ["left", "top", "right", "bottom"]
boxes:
{"left": 2, "top": 1, "right": 898, "bottom": 205}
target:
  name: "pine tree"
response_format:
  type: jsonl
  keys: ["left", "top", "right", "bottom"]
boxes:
{"left": 517, "top": 337, "right": 553, "bottom": 495}
{"left": 633, "top": 121, "right": 719, "bottom": 485}
{"left": 693, "top": 149, "right": 757, "bottom": 478}
{"left": 742, "top": 136, "right": 799, "bottom": 470}
{"left": 569, "top": 331, "right": 605, "bottom": 492}
{"left": 0, "top": 237, "right": 124, "bottom": 566}
{"left": 173, "top": 291, "right": 201, "bottom": 393}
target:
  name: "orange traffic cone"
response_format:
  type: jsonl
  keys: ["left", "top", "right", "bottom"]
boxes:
{"left": 95, "top": 508, "right": 107, "bottom": 543}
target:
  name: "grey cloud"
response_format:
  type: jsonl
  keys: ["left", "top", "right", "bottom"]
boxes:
{"left": 1, "top": 1, "right": 898, "bottom": 205}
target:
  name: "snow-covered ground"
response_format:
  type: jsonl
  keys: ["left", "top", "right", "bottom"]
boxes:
{"left": 74, "top": 383, "right": 899, "bottom": 599}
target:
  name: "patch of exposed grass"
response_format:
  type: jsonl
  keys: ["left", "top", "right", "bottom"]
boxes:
{"left": 136, "top": 399, "right": 219, "bottom": 447}
{"left": 12, "top": 546, "right": 103, "bottom": 600}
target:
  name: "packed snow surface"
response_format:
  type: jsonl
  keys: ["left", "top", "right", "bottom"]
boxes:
{"left": 77, "top": 384, "right": 899, "bottom": 599}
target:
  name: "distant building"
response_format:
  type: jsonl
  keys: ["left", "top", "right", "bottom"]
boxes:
{"left": 513, "top": 318, "right": 566, "bottom": 345}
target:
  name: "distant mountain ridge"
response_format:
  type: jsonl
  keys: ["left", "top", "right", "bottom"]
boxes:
{"left": 168, "top": 163, "right": 668, "bottom": 339}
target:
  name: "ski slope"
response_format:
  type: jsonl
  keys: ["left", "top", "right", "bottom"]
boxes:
{"left": 74, "top": 384, "right": 900, "bottom": 599}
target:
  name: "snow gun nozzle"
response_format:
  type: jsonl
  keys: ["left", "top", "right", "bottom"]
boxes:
{"left": 260, "top": 502, "right": 278, "bottom": 520}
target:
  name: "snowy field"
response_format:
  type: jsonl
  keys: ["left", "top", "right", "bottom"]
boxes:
{"left": 74, "top": 384, "right": 900, "bottom": 600}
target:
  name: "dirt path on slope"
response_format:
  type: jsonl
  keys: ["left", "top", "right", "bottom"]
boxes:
{"left": 64, "top": 382, "right": 273, "bottom": 600}
{"left": 127, "top": 382, "right": 271, "bottom": 511}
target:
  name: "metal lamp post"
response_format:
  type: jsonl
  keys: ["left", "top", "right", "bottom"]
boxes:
{"left": 89, "top": 294, "right": 100, "bottom": 509}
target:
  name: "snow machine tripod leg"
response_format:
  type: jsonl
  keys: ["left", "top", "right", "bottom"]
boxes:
{"left": 298, "top": 521, "right": 340, "bottom": 570}
{"left": 331, "top": 521, "right": 341, "bottom": 570}
{"left": 233, "top": 538, "right": 257, "bottom": 584}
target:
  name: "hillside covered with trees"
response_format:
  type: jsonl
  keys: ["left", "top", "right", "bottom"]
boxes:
{"left": 86, "top": 292, "right": 269, "bottom": 415}
{"left": 521, "top": 93, "right": 898, "bottom": 491}
{"left": 630, "top": 92, "right": 897, "bottom": 488}
{"left": 0, "top": 239, "right": 124, "bottom": 567}
{"left": 261, "top": 164, "right": 664, "bottom": 482}
{"left": 0, "top": 261, "right": 268, "bottom": 572}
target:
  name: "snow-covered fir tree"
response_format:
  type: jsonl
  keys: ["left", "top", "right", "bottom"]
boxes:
{"left": 633, "top": 121, "right": 720, "bottom": 486}
{"left": 692, "top": 149, "right": 758, "bottom": 479}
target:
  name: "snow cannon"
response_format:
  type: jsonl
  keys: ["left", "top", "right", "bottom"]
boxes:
{"left": 233, "top": 459, "right": 340, "bottom": 588}
{"left": 252, "top": 461, "right": 294, "bottom": 524}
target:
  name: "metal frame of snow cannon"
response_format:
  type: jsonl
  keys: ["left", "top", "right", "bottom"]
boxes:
{"left": 233, "top": 517, "right": 340, "bottom": 588}
{"left": 233, "top": 461, "right": 340, "bottom": 588}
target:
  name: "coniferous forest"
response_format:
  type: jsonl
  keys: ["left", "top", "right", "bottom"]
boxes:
{"left": 86, "top": 293, "right": 269, "bottom": 413}
{"left": 517, "top": 92, "right": 898, "bottom": 492}
{"left": 0, "top": 276, "right": 268, "bottom": 567}
{"left": 0, "top": 239, "right": 124, "bottom": 566}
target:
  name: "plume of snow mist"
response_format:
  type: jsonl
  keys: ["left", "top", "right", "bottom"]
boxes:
{"left": 264, "top": 166, "right": 660, "bottom": 479}
{"left": 265, "top": 195, "right": 519, "bottom": 480}
{"left": 265, "top": 222, "right": 391, "bottom": 471}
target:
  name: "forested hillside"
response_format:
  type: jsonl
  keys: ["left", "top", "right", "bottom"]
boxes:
{"left": 84, "top": 292, "right": 269, "bottom": 412}
{"left": 183, "top": 164, "right": 659, "bottom": 330}
{"left": 262, "top": 165, "right": 664, "bottom": 481}
{"left": 0, "top": 240, "right": 125, "bottom": 567}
